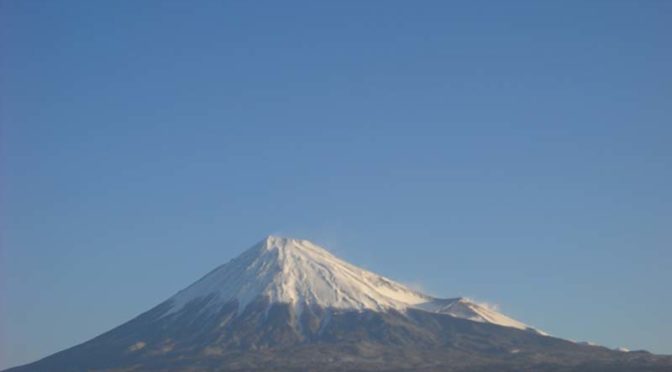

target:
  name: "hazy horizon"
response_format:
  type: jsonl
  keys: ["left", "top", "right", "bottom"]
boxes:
{"left": 2, "top": 1, "right": 671, "bottom": 369}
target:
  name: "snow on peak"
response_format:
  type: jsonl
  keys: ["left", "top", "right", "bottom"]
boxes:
{"left": 164, "top": 236, "right": 540, "bottom": 333}
{"left": 167, "top": 236, "right": 430, "bottom": 315}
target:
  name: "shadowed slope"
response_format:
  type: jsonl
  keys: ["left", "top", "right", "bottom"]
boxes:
{"left": 6, "top": 236, "right": 671, "bottom": 371}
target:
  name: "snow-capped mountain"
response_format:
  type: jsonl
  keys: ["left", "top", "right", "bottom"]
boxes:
{"left": 167, "top": 236, "right": 432, "bottom": 315}
{"left": 166, "top": 236, "right": 539, "bottom": 333}
{"left": 6, "top": 236, "right": 670, "bottom": 372}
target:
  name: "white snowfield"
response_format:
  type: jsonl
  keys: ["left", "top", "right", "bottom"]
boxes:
{"left": 166, "top": 236, "right": 543, "bottom": 334}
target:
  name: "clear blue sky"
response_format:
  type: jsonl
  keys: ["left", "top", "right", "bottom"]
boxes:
{"left": 1, "top": 1, "right": 670, "bottom": 369}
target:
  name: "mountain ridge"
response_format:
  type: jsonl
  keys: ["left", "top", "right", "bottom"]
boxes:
{"left": 5, "top": 236, "right": 671, "bottom": 372}
{"left": 164, "top": 235, "right": 540, "bottom": 333}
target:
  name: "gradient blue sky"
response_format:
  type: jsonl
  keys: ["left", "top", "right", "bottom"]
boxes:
{"left": 1, "top": 1, "right": 671, "bottom": 369}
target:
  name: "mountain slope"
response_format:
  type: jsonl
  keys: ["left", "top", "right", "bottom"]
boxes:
{"left": 167, "top": 236, "right": 431, "bottom": 315}
{"left": 165, "top": 236, "right": 540, "bottom": 333}
{"left": 5, "top": 236, "right": 671, "bottom": 372}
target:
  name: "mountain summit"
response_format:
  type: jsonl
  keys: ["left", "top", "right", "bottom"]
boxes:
{"left": 167, "top": 235, "right": 537, "bottom": 332}
{"left": 168, "top": 235, "right": 432, "bottom": 315}
{"left": 7, "top": 236, "right": 671, "bottom": 371}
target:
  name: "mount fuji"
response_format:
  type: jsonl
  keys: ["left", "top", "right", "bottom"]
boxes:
{"left": 166, "top": 236, "right": 538, "bottom": 333}
{"left": 6, "top": 236, "right": 671, "bottom": 371}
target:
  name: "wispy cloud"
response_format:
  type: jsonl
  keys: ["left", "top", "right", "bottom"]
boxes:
{"left": 463, "top": 297, "right": 500, "bottom": 311}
